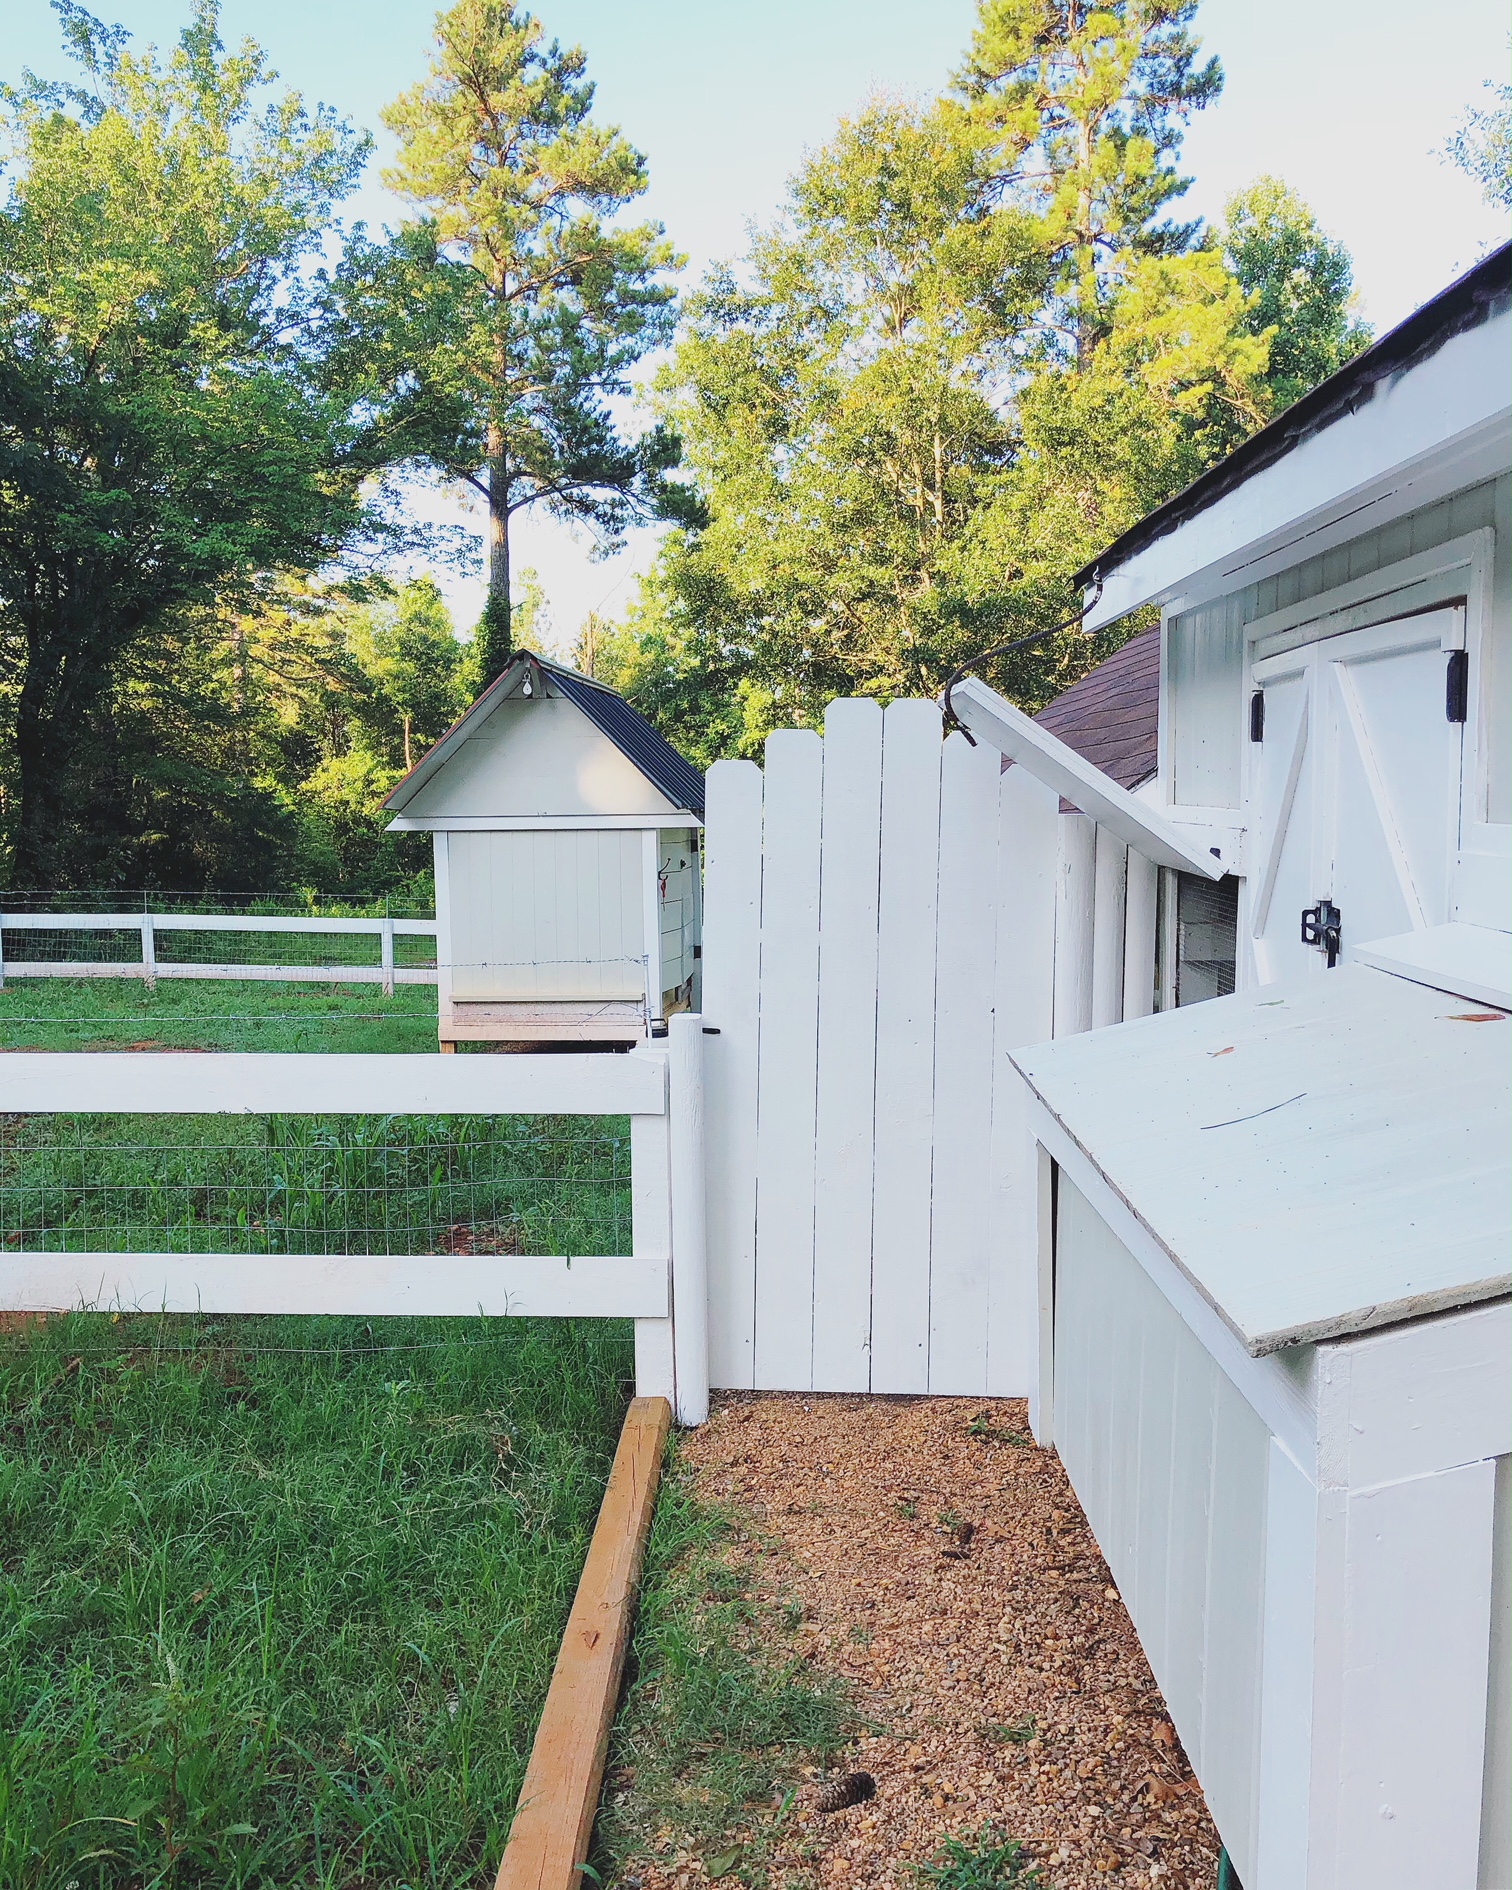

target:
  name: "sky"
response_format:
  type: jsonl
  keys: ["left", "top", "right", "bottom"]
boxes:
{"left": 7, "top": 0, "right": 1509, "bottom": 649}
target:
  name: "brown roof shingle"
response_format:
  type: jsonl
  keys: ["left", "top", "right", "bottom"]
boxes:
{"left": 1031, "top": 625, "right": 1160, "bottom": 791}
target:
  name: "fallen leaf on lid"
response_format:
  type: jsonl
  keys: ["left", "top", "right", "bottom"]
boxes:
{"left": 1447, "top": 1012, "right": 1506, "bottom": 1023}
{"left": 1206, "top": 1046, "right": 1235, "bottom": 1057}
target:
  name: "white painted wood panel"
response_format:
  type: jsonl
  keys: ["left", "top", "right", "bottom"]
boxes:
{"left": 1481, "top": 1454, "right": 1511, "bottom": 1890}
{"left": 1090, "top": 827, "right": 1128, "bottom": 1028}
{"left": 1053, "top": 813, "right": 1096, "bottom": 1036}
{"left": 869, "top": 701, "right": 944, "bottom": 1393}
{"left": 448, "top": 829, "right": 644, "bottom": 1000}
{"left": 702, "top": 759, "right": 763, "bottom": 1388}
{"left": 1054, "top": 1174, "right": 1270, "bottom": 1878}
{"left": 631, "top": 1093, "right": 677, "bottom": 1403}
{"left": 812, "top": 699, "right": 884, "bottom": 1392}
{"left": 928, "top": 732, "right": 1002, "bottom": 1392}
{"left": 752, "top": 731, "right": 824, "bottom": 1388}
{"left": 1123, "top": 849, "right": 1159, "bottom": 1019}
{"left": 1254, "top": 1441, "right": 1318, "bottom": 1890}
{"left": 0, "top": 1252, "right": 666, "bottom": 1319}
{"left": 988, "top": 768, "right": 1058, "bottom": 1395}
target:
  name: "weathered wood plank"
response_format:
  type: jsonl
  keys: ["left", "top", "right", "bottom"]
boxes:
{"left": 493, "top": 1395, "right": 672, "bottom": 1890}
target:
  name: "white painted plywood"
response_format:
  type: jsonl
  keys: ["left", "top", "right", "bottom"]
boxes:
{"left": 752, "top": 730, "right": 823, "bottom": 1388}
{"left": 1015, "top": 965, "right": 1511, "bottom": 1353}
{"left": 448, "top": 829, "right": 644, "bottom": 1000}
{"left": 1054, "top": 1175, "right": 1270, "bottom": 1877}
{"left": 928, "top": 732, "right": 1001, "bottom": 1392}
{"left": 1481, "top": 1455, "right": 1511, "bottom": 1890}
{"left": 1352, "top": 920, "right": 1511, "bottom": 1009}
{"left": 870, "top": 700, "right": 943, "bottom": 1393}
{"left": 812, "top": 699, "right": 883, "bottom": 1392}
{"left": 702, "top": 759, "right": 763, "bottom": 1388}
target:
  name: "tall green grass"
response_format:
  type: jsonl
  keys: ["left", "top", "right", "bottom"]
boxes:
{"left": 0, "top": 1310, "right": 633, "bottom": 1889}
{"left": 0, "top": 980, "right": 441, "bottom": 1054}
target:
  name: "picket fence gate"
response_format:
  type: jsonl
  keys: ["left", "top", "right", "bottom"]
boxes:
{"left": 699, "top": 697, "right": 1077, "bottom": 1397}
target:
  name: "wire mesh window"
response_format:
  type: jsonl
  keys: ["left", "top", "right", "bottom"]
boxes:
{"left": 1169, "top": 872, "right": 1239, "bottom": 1006}
{"left": 0, "top": 1115, "right": 631, "bottom": 1258}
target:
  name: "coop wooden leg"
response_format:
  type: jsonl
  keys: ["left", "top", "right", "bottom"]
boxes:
{"left": 438, "top": 1039, "right": 456, "bottom": 1054}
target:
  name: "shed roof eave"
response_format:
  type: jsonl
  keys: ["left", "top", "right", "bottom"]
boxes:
{"left": 1074, "top": 262, "right": 1511, "bottom": 629}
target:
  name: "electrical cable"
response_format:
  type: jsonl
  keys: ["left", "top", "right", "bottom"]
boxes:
{"left": 939, "top": 578, "right": 1104, "bottom": 744}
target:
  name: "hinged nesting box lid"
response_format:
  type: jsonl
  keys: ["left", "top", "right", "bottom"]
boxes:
{"left": 382, "top": 651, "right": 704, "bottom": 824}
{"left": 1013, "top": 963, "right": 1511, "bottom": 1356}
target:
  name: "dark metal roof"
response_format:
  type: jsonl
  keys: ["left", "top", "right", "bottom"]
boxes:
{"left": 1032, "top": 626, "right": 1161, "bottom": 790}
{"left": 1072, "top": 241, "right": 1512, "bottom": 591}
{"left": 547, "top": 662, "right": 706, "bottom": 819}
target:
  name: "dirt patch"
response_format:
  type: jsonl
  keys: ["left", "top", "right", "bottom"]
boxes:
{"left": 620, "top": 1393, "right": 1220, "bottom": 1890}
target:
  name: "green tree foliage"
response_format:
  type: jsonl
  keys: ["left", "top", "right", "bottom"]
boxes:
{"left": 1443, "top": 78, "right": 1512, "bottom": 210}
{"left": 0, "top": 1, "right": 377, "bottom": 885}
{"left": 957, "top": 0, "right": 1223, "bottom": 361}
{"left": 345, "top": 575, "right": 465, "bottom": 771}
{"left": 617, "top": 0, "right": 1282, "bottom": 761}
{"left": 1222, "top": 177, "right": 1371, "bottom": 412}
{"left": 327, "top": 0, "right": 683, "bottom": 685}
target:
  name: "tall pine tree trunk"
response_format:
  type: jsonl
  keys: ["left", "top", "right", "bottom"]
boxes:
{"left": 478, "top": 424, "right": 512, "bottom": 685}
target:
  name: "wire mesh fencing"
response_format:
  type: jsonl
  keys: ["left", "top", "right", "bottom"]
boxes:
{"left": 0, "top": 1114, "right": 633, "bottom": 1260}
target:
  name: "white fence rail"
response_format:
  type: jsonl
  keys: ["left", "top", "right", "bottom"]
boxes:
{"left": 0, "top": 1020, "right": 711, "bottom": 1424}
{"left": 701, "top": 698, "right": 1065, "bottom": 1398}
{"left": 0, "top": 910, "right": 439, "bottom": 995}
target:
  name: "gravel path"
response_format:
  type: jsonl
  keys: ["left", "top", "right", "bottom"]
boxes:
{"left": 654, "top": 1391, "right": 1222, "bottom": 1890}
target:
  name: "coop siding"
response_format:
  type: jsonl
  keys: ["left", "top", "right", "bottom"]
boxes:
{"left": 1054, "top": 1175, "right": 1269, "bottom": 1880}
{"left": 449, "top": 830, "right": 644, "bottom": 1001}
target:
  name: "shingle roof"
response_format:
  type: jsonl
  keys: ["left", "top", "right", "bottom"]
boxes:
{"left": 548, "top": 664, "right": 705, "bottom": 819}
{"left": 1030, "top": 625, "right": 1160, "bottom": 791}
{"left": 381, "top": 649, "right": 705, "bottom": 819}
{"left": 1072, "top": 241, "right": 1512, "bottom": 590}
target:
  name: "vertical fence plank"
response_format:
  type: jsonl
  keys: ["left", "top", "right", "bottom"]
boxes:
{"left": 1091, "top": 828, "right": 1128, "bottom": 1029}
{"left": 1053, "top": 812, "right": 1096, "bottom": 1036}
{"left": 666, "top": 1014, "right": 709, "bottom": 1427}
{"left": 927, "top": 732, "right": 1001, "bottom": 1393}
{"left": 752, "top": 730, "right": 823, "bottom": 1390}
{"left": 811, "top": 700, "right": 884, "bottom": 1392}
{"left": 987, "top": 765, "right": 1059, "bottom": 1395}
{"left": 869, "top": 700, "right": 943, "bottom": 1394}
{"left": 1123, "top": 850, "right": 1159, "bottom": 1020}
{"left": 433, "top": 832, "right": 454, "bottom": 1046}
{"left": 140, "top": 913, "right": 157, "bottom": 990}
{"left": 701, "top": 760, "right": 763, "bottom": 1389}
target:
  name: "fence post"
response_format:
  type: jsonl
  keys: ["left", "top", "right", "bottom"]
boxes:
{"left": 0, "top": 909, "right": 6, "bottom": 991}
{"left": 380, "top": 915, "right": 396, "bottom": 997}
{"left": 140, "top": 913, "right": 157, "bottom": 990}
{"left": 628, "top": 1046, "right": 676, "bottom": 1407}
{"left": 667, "top": 1013, "right": 709, "bottom": 1426}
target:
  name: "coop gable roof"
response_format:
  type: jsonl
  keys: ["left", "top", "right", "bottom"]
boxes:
{"left": 382, "top": 651, "right": 705, "bottom": 821}
{"left": 1013, "top": 963, "right": 1511, "bottom": 1357}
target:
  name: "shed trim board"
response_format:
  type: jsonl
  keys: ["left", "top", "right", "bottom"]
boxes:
{"left": 1075, "top": 253, "right": 1510, "bottom": 628}
{"left": 1349, "top": 921, "right": 1511, "bottom": 1010}
{"left": 946, "top": 676, "right": 1227, "bottom": 876}
{"left": 1011, "top": 965, "right": 1512, "bottom": 1358}
{"left": 387, "top": 814, "right": 700, "bottom": 832}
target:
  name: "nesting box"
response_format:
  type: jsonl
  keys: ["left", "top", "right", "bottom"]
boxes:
{"left": 383, "top": 651, "right": 704, "bottom": 1046}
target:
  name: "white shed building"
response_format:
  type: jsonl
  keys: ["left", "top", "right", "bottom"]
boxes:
{"left": 950, "top": 244, "right": 1511, "bottom": 1885}
{"left": 383, "top": 651, "right": 705, "bottom": 1047}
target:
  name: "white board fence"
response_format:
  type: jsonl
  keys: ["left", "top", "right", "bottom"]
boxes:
{"left": 0, "top": 1020, "right": 712, "bottom": 1425}
{"left": 701, "top": 698, "right": 1068, "bottom": 1396}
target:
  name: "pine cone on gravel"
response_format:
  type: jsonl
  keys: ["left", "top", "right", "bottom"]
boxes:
{"left": 811, "top": 1771, "right": 876, "bottom": 1813}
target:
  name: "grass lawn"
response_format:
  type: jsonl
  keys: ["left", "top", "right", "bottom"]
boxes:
{"left": 0, "top": 979, "right": 442, "bottom": 1054}
{"left": 1, "top": 1310, "right": 633, "bottom": 1890}
{"left": 0, "top": 977, "right": 639, "bottom": 1888}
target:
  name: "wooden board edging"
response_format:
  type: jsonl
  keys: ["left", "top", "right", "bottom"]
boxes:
{"left": 493, "top": 1394, "right": 672, "bottom": 1890}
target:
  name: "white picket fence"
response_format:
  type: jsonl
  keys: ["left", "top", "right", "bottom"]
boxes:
{"left": 700, "top": 698, "right": 1071, "bottom": 1397}
{"left": 0, "top": 910, "right": 439, "bottom": 995}
{"left": 0, "top": 1017, "right": 712, "bottom": 1424}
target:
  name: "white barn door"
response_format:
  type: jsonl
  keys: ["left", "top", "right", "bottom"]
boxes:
{"left": 1247, "top": 608, "right": 1464, "bottom": 982}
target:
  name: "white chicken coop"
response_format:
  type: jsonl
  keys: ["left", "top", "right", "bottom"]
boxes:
{"left": 383, "top": 651, "right": 704, "bottom": 1047}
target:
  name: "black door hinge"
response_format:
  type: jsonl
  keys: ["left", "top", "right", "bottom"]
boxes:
{"left": 1446, "top": 649, "right": 1469, "bottom": 723}
{"left": 1249, "top": 690, "right": 1265, "bottom": 742}
{"left": 1301, "top": 899, "right": 1342, "bottom": 968}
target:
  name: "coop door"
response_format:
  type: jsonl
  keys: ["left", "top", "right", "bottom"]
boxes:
{"left": 1247, "top": 608, "right": 1464, "bottom": 983}
{"left": 447, "top": 829, "right": 646, "bottom": 1001}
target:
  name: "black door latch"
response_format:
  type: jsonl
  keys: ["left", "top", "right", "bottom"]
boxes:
{"left": 1301, "top": 899, "right": 1342, "bottom": 967}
